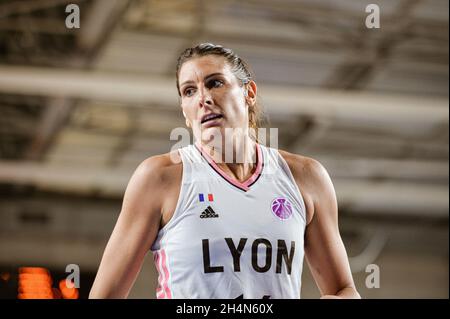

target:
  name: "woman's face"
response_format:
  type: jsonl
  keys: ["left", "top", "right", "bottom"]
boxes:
{"left": 178, "top": 55, "right": 251, "bottom": 144}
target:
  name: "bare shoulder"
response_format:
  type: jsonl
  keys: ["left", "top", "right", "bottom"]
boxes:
{"left": 136, "top": 149, "right": 182, "bottom": 183}
{"left": 278, "top": 150, "right": 335, "bottom": 224}
{"left": 124, "top": 149, "right": 182, "bottom": 212}
{"left": 278, "top": 149, "right": 329, "bottom": 186}
{"left": 127, "top": 149, "right": 183, "bottom": 228}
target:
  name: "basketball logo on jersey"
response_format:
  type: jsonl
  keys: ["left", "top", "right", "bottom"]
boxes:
{"left": 271, "top": 197, "right": 293, "bottom": 220}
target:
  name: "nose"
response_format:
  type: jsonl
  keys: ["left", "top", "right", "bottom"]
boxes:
{"left": 198, "top": 87, "right": 213, "bottom": 108}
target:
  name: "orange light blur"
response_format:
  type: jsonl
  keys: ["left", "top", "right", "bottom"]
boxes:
{"left": 59, "top": 279, "right": 79, "bottom": 299}
{"left": 18, "top": 267, "right": 49, "bottom": 275}
{"left": 17, "top": 267, "right": 54, "bottom": 299}
{"left": 0, "top": 272, "right": 11, "bottom": 282}
{"left": 17, "top": 267, "right": 79, "bottom": 299}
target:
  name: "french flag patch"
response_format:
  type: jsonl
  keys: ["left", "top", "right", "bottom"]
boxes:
{"left": 199, "top": 193, "right": 214, "bottom": 202}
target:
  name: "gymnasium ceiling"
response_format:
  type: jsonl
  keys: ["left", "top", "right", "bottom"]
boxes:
{"left": 0, "top": 0, "right": 448, "bottom": 217}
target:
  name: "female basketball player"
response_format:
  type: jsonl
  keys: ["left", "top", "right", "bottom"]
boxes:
{"left": 89, "top": 43, "right": 361, "bottom": 299}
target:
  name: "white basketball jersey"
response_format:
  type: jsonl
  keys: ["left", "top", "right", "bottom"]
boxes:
{"left": 150, "top": 143, "right": 307, "bottom": 299}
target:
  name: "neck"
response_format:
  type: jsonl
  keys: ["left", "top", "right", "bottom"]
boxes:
{"left": 196, "top": 135, "right": 258, "bottom": 183}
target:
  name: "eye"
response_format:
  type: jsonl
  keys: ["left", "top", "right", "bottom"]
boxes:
{"left": 183, "top": 87, "right": 196, "bottom": 97}
{"left": 207, "top": 79, "right": 224, "bottom": 89}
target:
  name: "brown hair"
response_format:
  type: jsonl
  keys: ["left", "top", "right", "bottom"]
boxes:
{"left": 176, "top": 43, "right": 263, "bottom": 131}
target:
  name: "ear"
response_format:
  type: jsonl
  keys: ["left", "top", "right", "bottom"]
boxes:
{"left": 245, "top": 80, "right": 257, "bottom": 105}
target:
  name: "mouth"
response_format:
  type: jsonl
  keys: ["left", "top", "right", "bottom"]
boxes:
{"left": 201, "top": 113, "right": 223, "bottom": 124}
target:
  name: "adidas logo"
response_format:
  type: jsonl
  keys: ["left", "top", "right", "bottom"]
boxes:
{"left": 200, "top": 206, "right": 219, "bottom": 218}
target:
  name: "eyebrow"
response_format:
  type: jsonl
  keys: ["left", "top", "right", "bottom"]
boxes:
{"left": 179, "top": 72, "right": 224, "bottom": 89}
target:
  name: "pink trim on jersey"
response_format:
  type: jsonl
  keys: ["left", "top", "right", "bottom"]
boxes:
{"left": 195, "top": 142, "right": 263, "bottom": 192}
{"left": 154, "top": 251, "right": 165, "bottom": 299}
{"left": 154, "top": 250, "right": 172, "bottom": 299}
{"left": 242, "top": 143, "right": 263, "bottom": 188}
{"left": 160, "top": 250, "right": 172, "bottom": 298}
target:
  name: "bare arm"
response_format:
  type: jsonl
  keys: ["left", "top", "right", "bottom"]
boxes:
{"left": 89, "top": 156, "right": 170, "bottom": 298}
{"left": 282, "top": 152, "right": 360, "bottom": 299}
{"left": 303, "top": 159, "right": 360, "bottom": 299}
